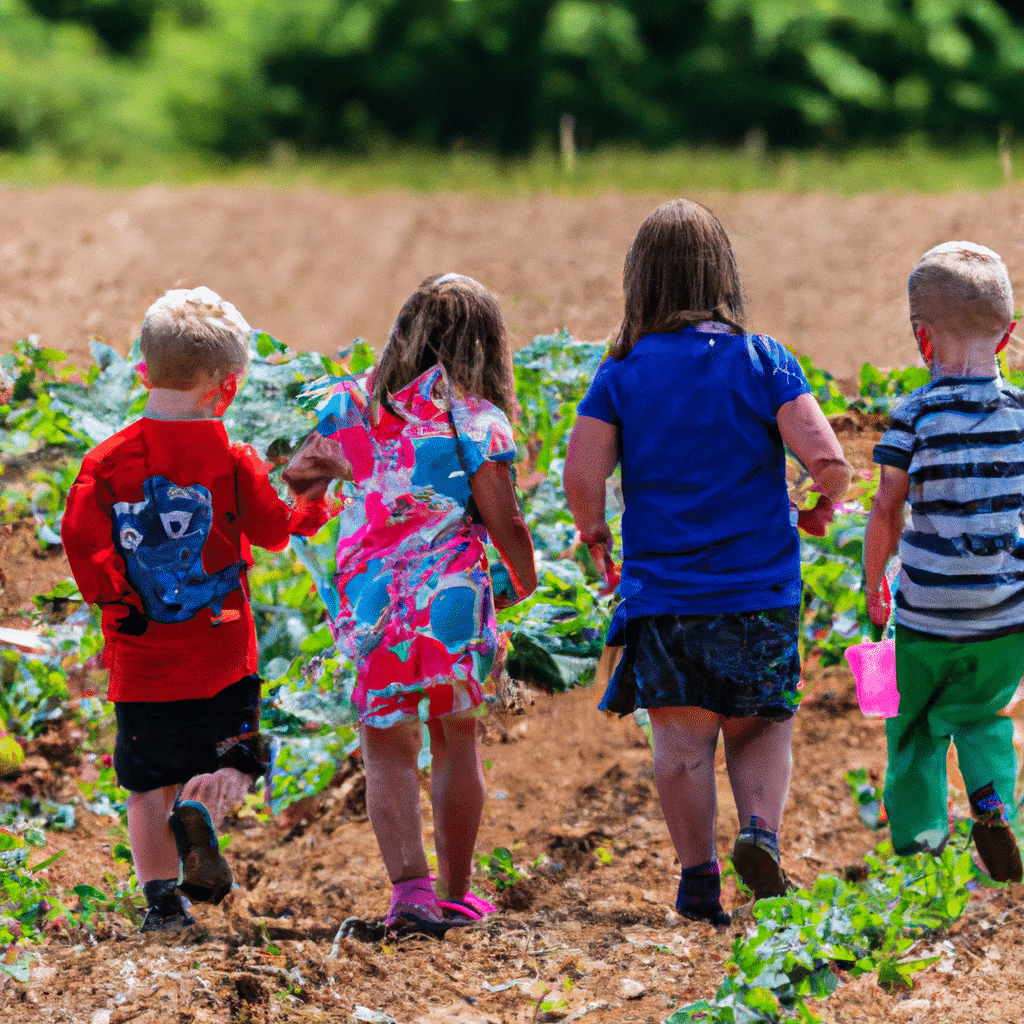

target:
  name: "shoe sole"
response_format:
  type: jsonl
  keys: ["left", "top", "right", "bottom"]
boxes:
{"left": 384, "top": 910, "right": 467, "bottom": 938}
{"left": 972, "top": 821, "right": 1024, "bottom": 883}
{"left": 678, "top": 904, "right": 732, "bottom": 927}
{"left": 169, "top": 801, "right": 234, "bottom": 905}
{"left": 140, "top": 908, "right": 196, "bottom": 933}
{"left": 732, "top": 840, "right": 790, "bottom": 901}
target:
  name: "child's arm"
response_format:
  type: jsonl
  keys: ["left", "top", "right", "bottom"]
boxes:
{"left": 470, "top": 461, "right": 537, "bottom": 606}
{"left": 234, "top": 445, "right": 337, "bottom": 551}
{"left": 62, "top": 461, "right": 148, "bottom": 634}
{"left": 563, "top": 415, "right": 620, "bottom": 566}
{"left": 777, "top": 393, "right": 852, "bottom": 534}
{"left": 863, "top": 464, "right": 909, "bottom": 627}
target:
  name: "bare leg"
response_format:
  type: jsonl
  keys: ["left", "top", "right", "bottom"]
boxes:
{"left": 180, "top": 767, "right": 252, "bottom": 829}
{"left": 360, "top": 720, "right": 433, "bottom": 889}
{"left": 428, "top": 712, "right": 485, "bottom": 902}
{"left": 127, "top": 785, "right": 179, "bottom": 885}
{"left": 648, "top": 706, "right": 724, "bottom": 868}
{"left": 721, "top": 716, "right": 794, "bottom": 833}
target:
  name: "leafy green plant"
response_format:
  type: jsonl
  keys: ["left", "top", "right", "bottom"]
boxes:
{"left": 798, "top": 513, "right": 867, "bottom": 667}
{"left": 845, "top": 768, "right": 886, "bottom": 831}
{"left": 475, "top": 846, "right": 525, "bottom": 891}
{"left": 853, "top": 363, "right": 929, "bottom": 414}
{"left": 797, "top": 355, "right": 849, "bottom": 416}
{"left": 0, "top": 828, "right": 64, "bottom": 947}
{"left": 77, "top": 761, "right": 128, "bottom": 824}
{"left": 667, "top": 826, "right": 976, "bottom": 1024}
{"left": 68, "top": 878, "right": 144, "bottom": 932}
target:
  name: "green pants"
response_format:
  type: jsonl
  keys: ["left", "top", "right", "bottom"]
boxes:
{"left": 884, "top": 625, "right": 1024, "bottom": 855}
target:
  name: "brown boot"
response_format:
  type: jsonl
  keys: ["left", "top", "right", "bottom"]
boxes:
{"left": 169, "top": 800, "right": 234, "bottom": 904}
{"left": 969, "top": 784, "right": 1023, "bottom": 883}
{"left": 732, "top": 833, "right": 792, "bottom": 902}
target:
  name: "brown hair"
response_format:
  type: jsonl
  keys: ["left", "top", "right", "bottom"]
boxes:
{"left": 908, "top": 241, "right": 1013, "bottom": 339}
{"left": 372, "top": 274, "right": 516, "bottom": 418}
{"left": 140, "top": 286, "right": 251, "bottom": 389}
{"left": 611, "top": 198, "right": 746, "bottom": 360}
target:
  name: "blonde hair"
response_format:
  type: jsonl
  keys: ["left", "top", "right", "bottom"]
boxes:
{"left": 372, "top": 273, "right": 516, "bottom": 418}
{"left": 612, "top": 198, "right": 746, "bottom": 360}
{"left": 140, "top": 286, "right": 251, "bottom": 389}
{"left": 909, "top": 241, "right": 1013, "bottom": 339}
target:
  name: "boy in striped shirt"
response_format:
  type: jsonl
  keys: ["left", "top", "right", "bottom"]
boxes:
{"left": 864, "top": 240, "right": 1024, "bottom": 881}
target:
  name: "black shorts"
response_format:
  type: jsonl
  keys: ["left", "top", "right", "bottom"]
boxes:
{"left": 113, "top": 675, "right": 266, "bottom": 794}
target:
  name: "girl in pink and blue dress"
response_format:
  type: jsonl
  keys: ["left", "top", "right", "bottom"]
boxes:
{"left": 290, "top": 273, "right": 537, "bottom": 935}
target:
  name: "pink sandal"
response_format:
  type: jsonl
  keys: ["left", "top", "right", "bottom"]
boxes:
{"left": 385, "top": 878, "right": 473, "bottom": 937}
{"left": 429, "top": 875, "right": 498, "bottom": 918}
{"left": 456, "top": 890, "right": 498, "bottom": 916}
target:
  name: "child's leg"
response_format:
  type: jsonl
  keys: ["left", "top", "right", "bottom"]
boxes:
{"left": 722, "top": 715, "right": 794, "bottom": 901}
{"left": 936, "top": 632, "right": 1024, "bottom": 880}
{"left": 883, "top": 628, "right": 953, "bottom": 854}
{"left": 427, "top": 711, "right": 485, "bottom": 903}
{"left": 649, "top": 706, "right": 732, "bottom": 922}
{"left": 941, "top": 632, "right": 1024, "bottom": 820}
{"left": 721, "top": 715, "right": 794, "bottom": 834}
{"left": 126, "top": 785, "right": 179, "bottom": 884}
{"left": 647, "top": 706, "right": 722, "bottom": 868}
{"left": 360, "top": 720, "right": 433, "bottom": 888}
{"left": 128, "top": 785, "right": 197, "bottom": 932}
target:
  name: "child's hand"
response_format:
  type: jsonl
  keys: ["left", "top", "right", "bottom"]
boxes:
{"left": 796, "top": 494, "right": 835, "bottom": 537}
{"left": 866, "top": 575, "right": 892, "bottom": 634}
{"left": 282, "top": 433, "right": 351, "bottom": 503}
{"left": 580, "top": 524, "right": 619, "bottom": 596}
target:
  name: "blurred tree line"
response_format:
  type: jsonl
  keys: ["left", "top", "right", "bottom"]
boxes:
{"left": 3, "top": 0, "right": 1024, "bottom": 162}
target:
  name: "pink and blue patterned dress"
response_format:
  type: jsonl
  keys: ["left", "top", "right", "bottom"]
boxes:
{"left": 297, "top": 366, "right": 516, "bottom": 728}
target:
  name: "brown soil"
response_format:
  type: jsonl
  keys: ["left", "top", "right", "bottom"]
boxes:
{"left": 3, "top": 187, "right": 1024, "bottom": 1023}
{"left": 7, "top": 183, "right": 1024, "bottom": 383}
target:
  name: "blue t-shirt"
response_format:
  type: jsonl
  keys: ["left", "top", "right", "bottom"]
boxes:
{"left": 577, "top": 327, "right": 810, "bottom": 624}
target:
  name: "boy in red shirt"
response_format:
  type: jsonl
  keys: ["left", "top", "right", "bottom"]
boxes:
{"left": 63, "top": 287, "right": 333, "bottom": 932}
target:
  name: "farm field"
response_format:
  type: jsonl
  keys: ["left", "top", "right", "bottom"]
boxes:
{"left": 3, "top": 184, "right": 1024, "bottom": 1023}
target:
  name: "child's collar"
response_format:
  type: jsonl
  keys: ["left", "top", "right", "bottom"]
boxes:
{"left": 144, "top": 386, "right": 223, "bottom": 421}
{"left": 142, "top": 372, "right": 238, "bottom": 420}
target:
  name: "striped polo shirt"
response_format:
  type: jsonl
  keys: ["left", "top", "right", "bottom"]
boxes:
{"left": 873, "top": 376, "right": 1024, "bottom": 639}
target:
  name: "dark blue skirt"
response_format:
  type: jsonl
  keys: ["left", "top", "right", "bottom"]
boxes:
{"left": 599, "top": 607, "right": 801, "bottom": 721}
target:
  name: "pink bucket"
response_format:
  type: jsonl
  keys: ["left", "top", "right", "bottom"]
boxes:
{"left": 844, "top": 638, "right": 899, "bottom": 717}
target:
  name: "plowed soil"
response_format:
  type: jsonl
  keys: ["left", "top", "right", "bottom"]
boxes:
{"left": 3, "top": 185, "right": 1024, "bottom": 1023}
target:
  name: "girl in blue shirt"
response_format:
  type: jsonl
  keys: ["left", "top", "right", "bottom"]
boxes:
{"left": 564, "top": 199, "right": 851, "bottom": 925}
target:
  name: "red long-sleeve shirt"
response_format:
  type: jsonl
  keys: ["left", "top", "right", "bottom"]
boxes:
{"left": 62, "top": 418, "right": 328, "bottom": 702}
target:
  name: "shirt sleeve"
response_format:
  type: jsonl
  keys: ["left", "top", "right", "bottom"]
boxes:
{"left": 873, "top": 397, "right": 916, "bottom": 470}
{"left": 61, "top": 455, "right": 142, "bottom": 612}
{"left": 233, "top": 444, "right": 330, "bottom": 552}
{"left": 452, "top": 399, "right": 517, "bottom": 476}
{"left": 748, "top": 335, "right": 812, "bottom": 413}
{"left": 297, "top": 375, "right": 376, "bottom": 484}
{"left": 577, "top": 357, "right": 620, "bottom": 425}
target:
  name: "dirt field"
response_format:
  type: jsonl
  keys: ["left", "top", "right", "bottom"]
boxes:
{"left": 4, "top": 186, "right": 1024, "bottom": 1023}
{"left": 6, "top": 183, "right": 1024, "bottom": 383}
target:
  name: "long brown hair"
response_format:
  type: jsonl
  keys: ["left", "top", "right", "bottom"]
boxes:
{"left": 611, "top": 199, "right": 746, "bottom": 360}
{"left": 372, "top": 273, "right": 516, "bottom": 418}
